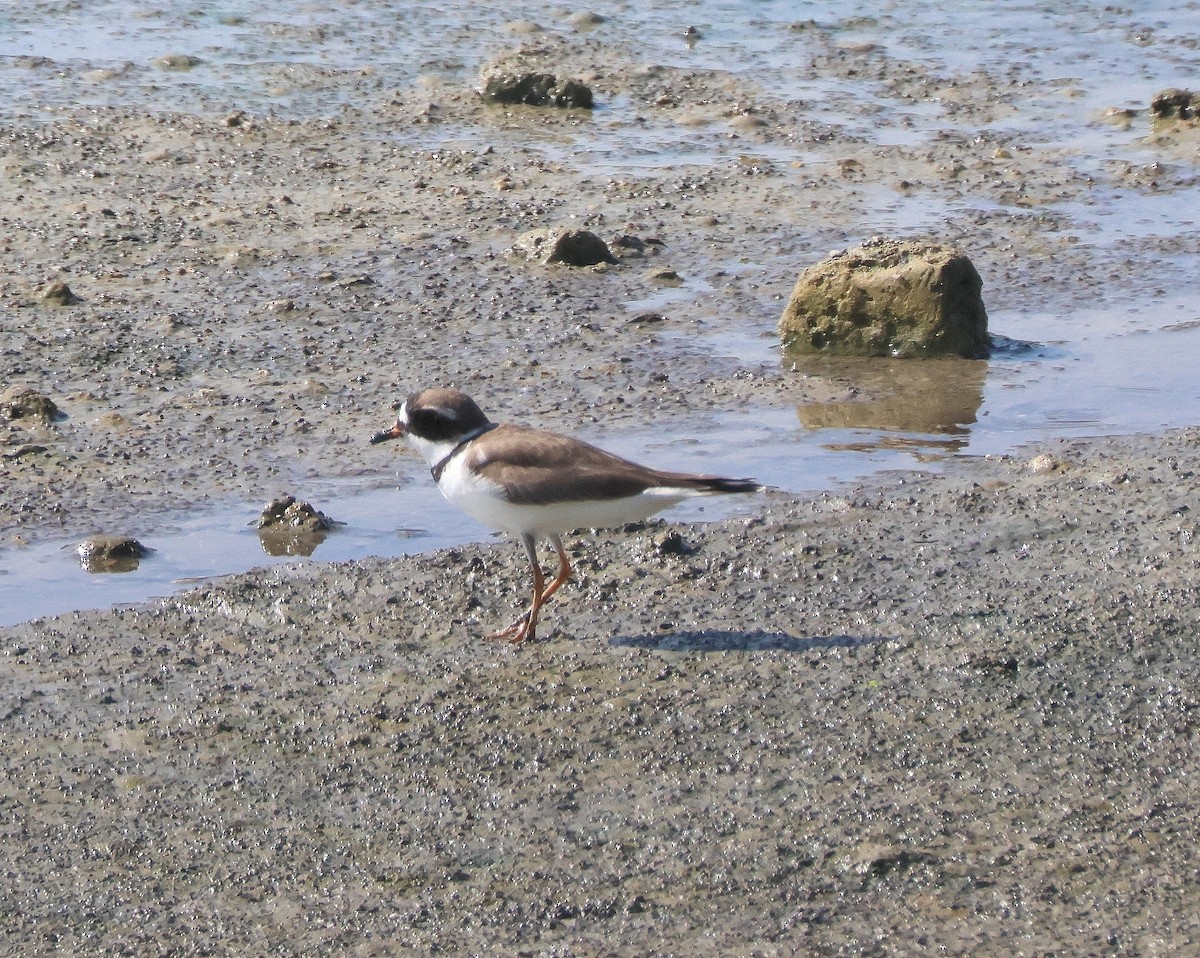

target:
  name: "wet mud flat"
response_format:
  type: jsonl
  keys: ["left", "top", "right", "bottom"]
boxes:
{"left": 3, "top": 5, "right": 1200, "bottom": 954}
{"left": 4, "top": 8, "right": 1200, "bottom": 548}
{"left": 3, "top": 427, "right": 1199, "bottom": 955}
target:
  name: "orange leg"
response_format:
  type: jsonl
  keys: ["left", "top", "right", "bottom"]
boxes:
{"left": 536, "top": 534, "right": 573, "bottom": 606}
{"left": 488, "top": 534, "right": 572, "bottom": 644}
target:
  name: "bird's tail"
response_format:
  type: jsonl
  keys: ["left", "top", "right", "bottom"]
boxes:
{"left": 682, "top": 475, "right": 762, "bottom": 495}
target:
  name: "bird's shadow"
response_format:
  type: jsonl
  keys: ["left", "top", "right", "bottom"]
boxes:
{"left": 609, "top": 629, "right": 895, "bottom": 653}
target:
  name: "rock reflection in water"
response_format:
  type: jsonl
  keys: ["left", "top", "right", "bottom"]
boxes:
{"left": 77, "top": 535, "right": 151, "bottom": 573}
{"left": 255, "top": 495, "right": 340, "bottom": 557}
{"left": 788, "top": 354, "right": 986, "bottom": 455}
{"left": 257, "top": 527, "right": 330, "bottom": 558}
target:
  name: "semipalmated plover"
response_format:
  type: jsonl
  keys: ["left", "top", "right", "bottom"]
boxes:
{"left": 371, "top": 387, "right": 760, "bottom": 644}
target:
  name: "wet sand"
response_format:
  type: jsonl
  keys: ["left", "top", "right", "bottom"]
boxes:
{"left": 4, "top": 9, "right": 1200, "bottom": 955}
{"left": 5, "top": 429, "right": 1200, "bottom": 954}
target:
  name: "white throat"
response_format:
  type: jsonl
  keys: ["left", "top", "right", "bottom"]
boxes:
{"left": 406, "top": 433, "right": 458, "bottom": 471}
{"left": 407, "top": 423, "right": 496, "bottom": 482}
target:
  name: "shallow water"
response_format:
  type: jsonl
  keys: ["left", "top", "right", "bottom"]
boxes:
{"left": 4, "top": 2, "right": 1197, "bottom": 122}
{"left": 5, "top": 293, "right": 1196, "bottom": 626}
{"left": 3, "top": 0, "right": 1200, "bottom": 623}
{"left": 0, "top": 405, "right": 929, "bottom": 626}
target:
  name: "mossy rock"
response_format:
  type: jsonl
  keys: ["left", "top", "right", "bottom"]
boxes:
{"left": 778, "top": 237, "right": 990, "bottom": 358}
{"left": 481, "top": 72, "right": 594, "bottom": 109}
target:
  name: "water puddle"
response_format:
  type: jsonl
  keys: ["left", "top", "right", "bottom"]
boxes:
{"left": 0, "top": 401, "right": 958, "bottom": 627}
{"left": 0, "top": 2, "right": 521, "bottom": 117}
{"left": 4, "top": 287, "right": 1198, "bottom": 627}
{"left": 0, "top": 478, "right": 474, "bottom": 627}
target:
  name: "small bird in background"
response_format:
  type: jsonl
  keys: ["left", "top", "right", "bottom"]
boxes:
{"left": 372, "top": 388, "right": 761, "bottom": 644}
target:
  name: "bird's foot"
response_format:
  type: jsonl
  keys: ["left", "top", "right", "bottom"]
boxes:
{"left": 487, "top": 612, "right": 534, "bottom": 644}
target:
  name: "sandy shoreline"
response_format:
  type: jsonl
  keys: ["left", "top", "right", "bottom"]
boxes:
{"left": 4, "top": 427, "right": 1200, "bottom": 954}
{"left": 4, "top": 8, "right": 1200, "bottom": 954}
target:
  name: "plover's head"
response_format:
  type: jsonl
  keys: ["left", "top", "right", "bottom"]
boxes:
{"left": 370, "top": 388, "right": 492, "bottom": 466}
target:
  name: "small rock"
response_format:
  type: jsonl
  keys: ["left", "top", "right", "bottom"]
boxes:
{"left": 0, "top": 386, "right": 60, "bottom": 423}
{"left": 222, "top": 246, "right": 261, "bottom": 267}
{"left": 653, "top": 530, "right": 692, "bottom": 556}
{"left": 730, "top": 114, "right": 767, "bottom": 132}
{"left": 646, "top": 267, "right": 683, "bottom": 285}
{"left": 257, "top": 495, "right": 336, "bottom": 533}
{"left": 82, "top": 67, "right": 122, "bottom": 84}
{"left": 501, "top": 19, "right": 544, "bottom": 35}
{"left": 1, "top": 444, "right": 48, "bottom": 461}
{"left": 1027, "top": 454, "right": 1064, "bottom": 475}
{"left": 778, "top": 236, "right": 990, "bottom": 358}
{"left": 333, "top": 274, "right": 375, "bottom": 289}
{"left": 1100, "top": 106, "right": 1135, "bottom": 130}
{"left": 628, "top": 312, "right": 668, "bottom": 325}
{"left": 78, "top": 535, "right": 151, "bottom": 573}
{"left": 1150, "top": 88, "right": 1200, "bottom": 120}
{"left": 154, "top": 54, "right": 203, "bottom": 71}
{"left": 257, "top": 495, "right": 339, "bottom": 557}
{"left": 140, "top": 146, "right": 177, "bottom": 163}
{"left": 481, "top": 72, "right": 594, "bottom": 109}
{"left": 610, "top": 234, "right": 646, "bottom": 257}
{"left": 95, "top": 411, "right": 129, "bottom": 428}
{"left": 224, "top": 109, "right": 248, "bottom": 128}
{"left": 514, "top": 228, "right": 616, "bottom": 266}
{"left": 568, "top": 12, "right": 606, "bottom": 29}
{"left": 41, "top": 280, "right": 81, "bottom": 305}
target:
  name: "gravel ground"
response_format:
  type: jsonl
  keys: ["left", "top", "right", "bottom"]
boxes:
{"left": 3, "top": 9, "right": 1200, "bottom": 956}
{"left": 4, "top": 428, "right": 1200, "bottom": 955}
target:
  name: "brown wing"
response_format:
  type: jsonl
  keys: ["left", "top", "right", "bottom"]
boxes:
{"left": 467, "top": 425, "right": 759, "bottom": 504}
{"left": 467, "top": 425, "right": 671, "bottom": 505}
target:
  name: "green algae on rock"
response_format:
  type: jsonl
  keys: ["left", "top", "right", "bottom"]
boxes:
{"left": 480, "top": 71, "right": 594, "bottom": 108}
{"left": 778, "top": 237, "right": 991, "bottom": 359}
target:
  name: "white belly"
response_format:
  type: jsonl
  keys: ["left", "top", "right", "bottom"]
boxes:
{"left": 437, "top": 455, "right": 693, "bottom": 537}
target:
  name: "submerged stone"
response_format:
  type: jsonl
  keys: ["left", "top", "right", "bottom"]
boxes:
{"left": 257, "top": 495, "right": 336, "bottom": 533}
{"left": 78, "top": 535, "right": 151, "bottom": 573}
{"left": 256, "top": 495, "right": 338, "bottom": 557}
